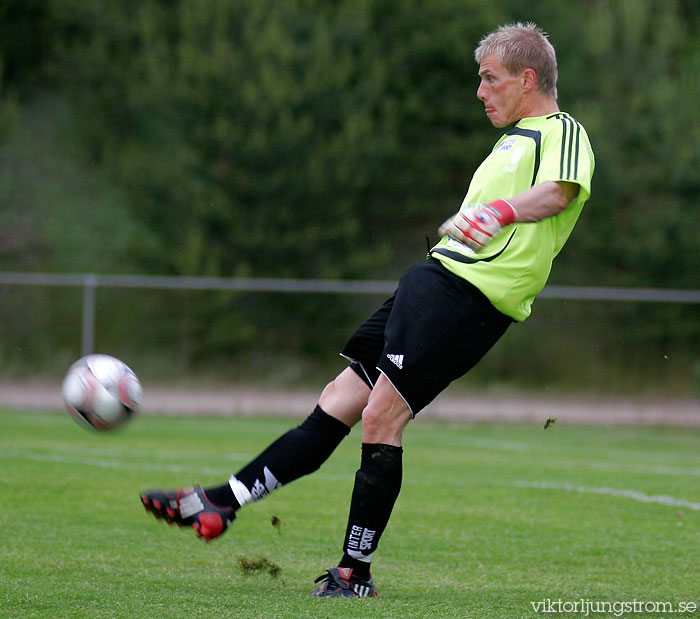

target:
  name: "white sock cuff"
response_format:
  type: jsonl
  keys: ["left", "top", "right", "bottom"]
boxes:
{"left": 346, "top": 549, "right": 374, "bottom": 563}
{"left": 228, "top": 476, "right": 253, "bottom": 507}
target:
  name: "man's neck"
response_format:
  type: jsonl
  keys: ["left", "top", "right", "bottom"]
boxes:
{"left": 518, "top": 95, "right": 559, "bottom": 121}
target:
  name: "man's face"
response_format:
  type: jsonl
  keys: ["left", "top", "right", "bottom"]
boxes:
{"left": 476, "top": 53, "right": 526, "bottom": 128}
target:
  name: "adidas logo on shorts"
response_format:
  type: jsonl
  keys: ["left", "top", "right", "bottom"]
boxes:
{"left": 386, "top": 353, "right": 404, "bottom": 369}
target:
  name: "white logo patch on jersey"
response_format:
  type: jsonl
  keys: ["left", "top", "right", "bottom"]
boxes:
{"left": 504, "top": 146, "right": 526, "bottom": 172}
{"left": 495, "top": 137, "right": 517, "bottom": 152}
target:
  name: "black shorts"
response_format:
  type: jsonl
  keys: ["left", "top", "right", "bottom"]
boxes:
{"left": 341, "top": 258, "right": 513, "bottom": 415}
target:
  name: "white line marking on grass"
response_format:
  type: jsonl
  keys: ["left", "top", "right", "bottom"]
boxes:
{"left": 461, "top": 438, "right": 530, "bottom": 451}
{"left": 419, "top": 436, "right": 530, "bottom": 452}
{"left": 537, "top": 458, "right": 700, "bottom": 477}
{"left": 579, "top": 461, "right": 700, "bottom": 477}
{"left": 10, "top": 445, "right": 252, "bottom": 463}
{"left": 513, "top": 481, "right": 700, "bottom": 511}
{"left": 1, "top": 447, "right": 354, "bottom": 484}
{"left": 0, "top": 448, "right": 227, "bottom": 476}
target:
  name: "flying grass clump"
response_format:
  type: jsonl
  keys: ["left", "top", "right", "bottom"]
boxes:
{"left": 237, "top": 556, "right": 281, "bottom": 577}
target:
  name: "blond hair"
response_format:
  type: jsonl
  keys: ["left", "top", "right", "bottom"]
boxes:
{"left": 475, "top": 22, "right": 558, "bottom": 99}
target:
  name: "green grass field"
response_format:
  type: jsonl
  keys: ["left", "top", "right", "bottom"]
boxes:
{"left": 1, "top": 409, "right": 698, "bottom": 618}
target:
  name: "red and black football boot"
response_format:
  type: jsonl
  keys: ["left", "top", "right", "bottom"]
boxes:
{"left": 140, "top": 486, "right": 235, "bottom": 542}
{"left": 311, "top": 567, "right": 377, "bottom": 598}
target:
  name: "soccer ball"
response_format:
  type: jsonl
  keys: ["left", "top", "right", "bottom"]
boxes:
{"left": 62, "top": 354, "right": 142, "bottom": 430}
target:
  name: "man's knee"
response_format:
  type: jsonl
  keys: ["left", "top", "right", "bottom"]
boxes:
{"left": 361, "top": 379, "right": 411, "bottom": 446}
{"left": 318, "top": 367, "right": 370, "bottom": 428}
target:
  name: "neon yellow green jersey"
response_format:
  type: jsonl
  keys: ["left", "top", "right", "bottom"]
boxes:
{"left": 432, "top": 112, "right": 595, "bottom": 321}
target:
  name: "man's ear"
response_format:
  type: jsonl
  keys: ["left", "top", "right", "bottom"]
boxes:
{"left": 521, "top": 68, "right": 537, "bottom": 92}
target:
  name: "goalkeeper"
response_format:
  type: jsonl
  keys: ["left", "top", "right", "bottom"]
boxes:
{"left": 140, "top": 22, "right": 595, "bottom": 598}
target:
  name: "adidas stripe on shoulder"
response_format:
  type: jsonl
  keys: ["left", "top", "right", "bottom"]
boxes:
{"left": 548, "top": 112, "right": 584, "bottom": 182}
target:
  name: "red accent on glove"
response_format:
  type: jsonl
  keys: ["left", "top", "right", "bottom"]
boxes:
{"left": 452, "top": 200, "right": 516, "bottom": 248}
{"left": 485, "top": 199, "right": 517, "bottom": 225}
{"left": 438, "top": 198, "right": 518, "bottom": 252}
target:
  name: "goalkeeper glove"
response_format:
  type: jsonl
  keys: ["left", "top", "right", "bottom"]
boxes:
{"left": 438, "top": 199, "right": 518, "bottom": 252}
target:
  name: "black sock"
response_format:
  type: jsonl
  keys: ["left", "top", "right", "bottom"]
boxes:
{"left": 203, "top": 483, "right": 238, "bottom": 508}
{"left": 338, "top": 443, "right": 403, "bottom": 580}
{"left": 205, "top": 405, "right": 351, "bottom": 509}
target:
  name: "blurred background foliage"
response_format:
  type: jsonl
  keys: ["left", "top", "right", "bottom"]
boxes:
{"left": 0, "top": 0, "right": 698, "bottom": 395}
